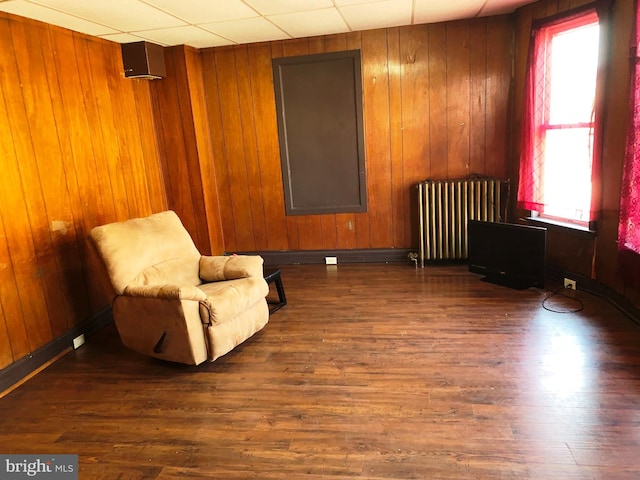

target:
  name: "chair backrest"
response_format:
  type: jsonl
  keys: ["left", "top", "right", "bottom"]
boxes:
{"left": 90, "top": 211, "right": 201, "bottom": 295}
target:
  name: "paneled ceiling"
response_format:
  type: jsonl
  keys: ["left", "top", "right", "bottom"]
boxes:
{"left": 0, "top": 0, "right": 537, "bottom": 48}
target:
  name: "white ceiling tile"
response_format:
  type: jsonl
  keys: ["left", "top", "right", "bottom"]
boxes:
{"left": 0, "top": 0, "right": 539, "bottom": 47}
{"left": 200, "top": 17, "right": 290, "bottom": 44}
{"left": 0, "top": 0, "right": 118, "bottom": 35}
{"left": 98, "top": 32, "right": 149, "bottom": 44}
{"left": 242, "top": 0, "right": 333, "bottom": 16}
{"left": 134, "top": 25, "right": 233, "bottom": 48}
{"left": 334, "top": 0, "right": 388, "bottom": 5}
{"left": 142, "top": 0, "right": 258, "bottom": 24}
{"left": 413, "top": 0, "right": 484, "bottom": 24}
{"left": 268, "top": 8, "right": 349, "bottom": 38}
{"left": 29, "top": 0, "right": 187, "bottom": 31}
{"left": 340, "top": 0, "right": 412, "bottom": 31}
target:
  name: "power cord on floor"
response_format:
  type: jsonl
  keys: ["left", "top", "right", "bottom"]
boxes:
{"left": 542, "top": 286, "right": 584, "bottom": 313}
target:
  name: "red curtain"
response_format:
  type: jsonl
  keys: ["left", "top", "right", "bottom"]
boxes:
{"left": 517, "top": 2, "right": 609, "bottom": 221}
{"left": 517, "top": 25, "right": 543, "bottom": 213}
{"left": 618, "top": 0, "right": 640, "bottom": 285}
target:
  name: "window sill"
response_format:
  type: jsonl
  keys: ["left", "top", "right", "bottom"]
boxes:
{"left": 522, "top": 216, "right": 597, "bottom": 238}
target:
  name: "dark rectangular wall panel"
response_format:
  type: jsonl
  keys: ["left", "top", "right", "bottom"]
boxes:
{"left": 273, "top": 50, "right": 367, "bottom": 215}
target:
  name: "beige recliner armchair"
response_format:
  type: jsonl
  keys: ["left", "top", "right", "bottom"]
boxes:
{"left": 89, "top": 210, "right": 269, "bottom": 365}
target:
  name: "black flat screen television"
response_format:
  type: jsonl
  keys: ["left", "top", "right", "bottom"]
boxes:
{"left": 468, "top": 220, "right": 547, "bottom": 289}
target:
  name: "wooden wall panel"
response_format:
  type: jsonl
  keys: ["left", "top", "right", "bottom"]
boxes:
{"left": 3, "top": 19, "right": 59, "bottom": 349}
{"left": 235, "top": 46, "right": 269, "bottom": 250}
{"left": 216, "top": 47, "right": 258, "bottom": 252}
{"left": 132, "top": 80, "right": 167, "bottom": 215}
{"left": 0, "top": 216, "right": 27, "bottom": 365}
{"left": 184, "top": 47, "right": 225, "bottom": 256}
{"left": 198, "top": 18, "right": 514, "bottom": 253}
{"left": 593, "top": 0, "right": 637, "bottom": 304}
{"left": 446, "top": 22, "right": 471, "bottom": 179}
{"left": 485, "top": 16, "right": 513, "bottom": 181}
{"left": 361, "top": 29, "right": 394, "bottom": 248}
{"left": 0, "top": 77, "right": 33, "bottom": 362}
{"left": 0, "top": 13, "right": 167, "bottom": 371}
{"left": 387, "top": 28, "right": 408, "bottom": 248}
{"left": 247, "top": 43, "right": 289, "bottom": 251}
{"left": 201, "top": 50, "right": 238, "bottom": 252}
{"left": 50, "top": 30, "right": 105, "bottom": 230}
{"left": 33, "top": 23, "right": 91, "bottom": 335}
{"left": 41, "top": 28, "right": 92, "bottom": 325}
{"left": 428, "top": 24, "right": 449, "bottom": 180}
{"left": 468, "top": 21, "right": 487, "bottom": 177}
{"left": 75, "top": 37, "right": 123, "bottom": 224}
{"left": 169, "top": 48, "right": 210, "bottom": 254}
{"left": 400, "top": 26, "right": 430, "bottom": 249}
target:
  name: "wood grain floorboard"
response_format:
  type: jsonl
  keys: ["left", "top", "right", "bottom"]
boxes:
{"left": 1, "top": 264, "right": 639, "bottom": 479}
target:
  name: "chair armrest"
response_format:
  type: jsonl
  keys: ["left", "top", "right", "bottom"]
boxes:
{"left": 123, "top": 284, "right": 207, "bottom": 302}
{"left": 114, "top": 290, "right": 208, "bottom": 365}
{"left": 199, "top": 255, "right": 264, "bottom": 282}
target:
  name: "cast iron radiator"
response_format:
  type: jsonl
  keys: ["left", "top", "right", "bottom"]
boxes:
{"left": 417, "top": 178, "right": 502, "bottom": 266}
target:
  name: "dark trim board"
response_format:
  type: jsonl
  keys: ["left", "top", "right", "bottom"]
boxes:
{"left": 546, "top": 265, "right": 640, "bottom": 326}
{"left": 0, "top": 308, "right": 113, "bottom": 394}
{"left": 233, "top": 248, "right": 413, "bottom": 266}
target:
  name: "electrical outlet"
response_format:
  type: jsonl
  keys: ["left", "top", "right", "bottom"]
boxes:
{"left": 73, "top": 334, "right": 85, "bottom": 350}
{"left": 325, "top": 256, "right": 337, "bottom": 265}
{"left": 563, "top": 278, "right": 577, "bottom": 290}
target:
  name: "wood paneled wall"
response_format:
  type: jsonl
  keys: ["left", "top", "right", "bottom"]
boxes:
{"left": 150, "top": 46, "right": 224, "bottom": 256}
{"left": 200, "top": 17, "right": 514, "bottom": 253}
{"left": 0, "top": 13, "right": 167, "bottom": 370}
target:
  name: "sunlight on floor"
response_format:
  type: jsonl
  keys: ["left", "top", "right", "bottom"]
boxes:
{"left": 540, "top": 334, "right": 587, "bottom": 397}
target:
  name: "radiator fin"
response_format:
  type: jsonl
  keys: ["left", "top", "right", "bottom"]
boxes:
{"left": 417, "top": 178, "right": 501, "bottom": 266}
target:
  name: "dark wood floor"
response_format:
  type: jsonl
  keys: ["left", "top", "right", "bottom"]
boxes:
{"left": 1, "top": 264, "right": 640, "bottom": 479}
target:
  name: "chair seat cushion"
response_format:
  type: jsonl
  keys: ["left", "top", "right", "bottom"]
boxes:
{"left": 198, "top": 277, "right": 268, "bottom": 324}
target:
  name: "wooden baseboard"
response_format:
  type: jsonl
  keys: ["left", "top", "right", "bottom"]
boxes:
{"left": 0, "top": 308, "right": 113, "bottom": 395}
{"left": 546, "top": 266, "right": 640, "bottom": 326}
{"left": 233, "top": 248, "right": 414, "bottom": 265}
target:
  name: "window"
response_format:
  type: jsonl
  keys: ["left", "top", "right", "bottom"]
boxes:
{"left": 518, "top": 4, "right": 607, "bottom": 227}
